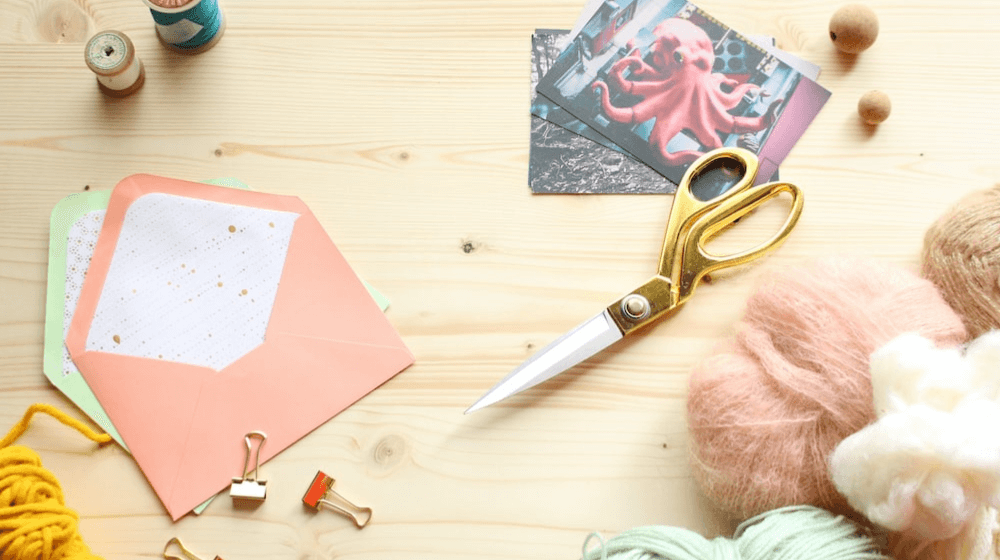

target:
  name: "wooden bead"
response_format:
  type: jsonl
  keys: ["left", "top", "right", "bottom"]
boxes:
{"left": 829, "top": 4, "right": 879, "bottom": 54}
{"left": 858, "top": 90, "right": 891, "bottom": 124}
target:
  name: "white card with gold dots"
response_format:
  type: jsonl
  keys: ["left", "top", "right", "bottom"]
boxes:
{"left": 84, "top": 193, "right": 299, "bottom": 370}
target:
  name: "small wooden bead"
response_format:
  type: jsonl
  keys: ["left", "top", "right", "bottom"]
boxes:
{"left": 858, "top": 90, "right": 891, "bottom": 125}
{"left": 829, "top": 4, "right": 879, "bottom": 54}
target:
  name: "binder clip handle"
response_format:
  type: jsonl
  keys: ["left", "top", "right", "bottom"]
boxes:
{"left": 302, "top": 470, "right": 372, "bottom": 528}
{"left": 164, "top": 537, "right": 223, "bottom": 560}
{"left": 240, "top": 431, "right": 267, "bottom": 482}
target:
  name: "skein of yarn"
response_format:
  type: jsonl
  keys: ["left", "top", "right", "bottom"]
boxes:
{"left": 0, "top": 403, "right": 111, "bottom": 560}
{"left": 580, "top": 506, "right": 889, "bottom": 560}
{"left": 831, "top": 331, "right": 1000, "bottom": 560}
{"left": 922, "top": 184, "right": 1000, "bottom": 338}
{"left": 687, "top": 257, "right": 967, "bottom": 520}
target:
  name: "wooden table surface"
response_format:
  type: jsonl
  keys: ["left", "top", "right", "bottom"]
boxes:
{"left": 0, "top": 0, "right": 995, "bottom": 558}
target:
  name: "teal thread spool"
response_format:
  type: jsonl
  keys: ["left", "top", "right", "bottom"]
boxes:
{"left": 143, "top": 0, "right": 225, "bottom": 54}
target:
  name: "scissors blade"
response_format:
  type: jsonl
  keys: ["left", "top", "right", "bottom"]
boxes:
{"left": 465, "top": 309, "right": 624, "bottom": 414}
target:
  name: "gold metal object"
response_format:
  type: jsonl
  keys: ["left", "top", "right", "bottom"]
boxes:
{"left": 605, "top": 147, "right": 803, "bottom": 335}
{"left": 302, "top": 470, "right": 373, "bottom": 528}
{"left": 163, "top": 537, "right": 223, "bottom": 560}
{"left": 464, "top": 146, "right": 804, "bottom": 414}
{"left": 230, "top": 431, "right": 267, "bottom": 501}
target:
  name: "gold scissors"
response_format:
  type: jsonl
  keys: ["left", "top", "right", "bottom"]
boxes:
{"left": 466, "top": 147, "right": 804, "bottom": 414}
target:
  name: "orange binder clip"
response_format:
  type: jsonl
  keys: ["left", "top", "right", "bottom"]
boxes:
{"left": 302, "top": 470, "right": 372, "bottom": 528}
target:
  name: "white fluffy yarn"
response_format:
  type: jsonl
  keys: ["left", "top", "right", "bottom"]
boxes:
{"left": 830, "top": 331, "right": 1000, "bottom": 552}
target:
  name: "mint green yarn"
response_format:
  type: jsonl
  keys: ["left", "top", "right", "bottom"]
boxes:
{"left": 581, "top": 506, "right": 889, "bottom": 560}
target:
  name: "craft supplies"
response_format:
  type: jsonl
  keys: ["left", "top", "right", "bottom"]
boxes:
{"left": 84, "top": 31, "right": 145, "bottom": 98}
{"left": 858, "top": 90, "right": 891, "bottom": 124}
{"left": 164, "top": 538, "right": 223, "bottom": 560}
{"left": 922, "top": 184, "right": 1000, "bottom": 338}
{"left": 302, "top": 471, "right": 373, "bottom": 528}
{"left": 580, "top": 506, "right": 890, "bottom": 560}
{"left": 686, "top": 257, "right": 967, "bottom": 520}
{"left": 230, "top": 431, "right": 267, "bottom": 502}
{"left": 44, "top": 181, "right": 394, "bottom": 459}
{"left": 64, "top": 174, "right": 413, "bottom": 520}
{"left": 831, "top": 332, "right": 1000, "bottom": 560}
{"left": 144, "top": 0, "right": 225, "bottom": 53}
{"left": 467, "top": 147, "right": 803, "bottom": 413}
{"left": 829, "top": 4, "right": 879, "bottom": 54}
{"left": 0, "top": 403, "right": 111, "bottom": 560}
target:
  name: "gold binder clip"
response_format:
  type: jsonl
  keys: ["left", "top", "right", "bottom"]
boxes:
{"left": 164, "top": 537, "right": 223, "bottom": 560}
{"left": 230, "top": 431, "right": 267, "bottom": 502}
{"left": 302, "top": 470, "right": 372, "bottom": 528}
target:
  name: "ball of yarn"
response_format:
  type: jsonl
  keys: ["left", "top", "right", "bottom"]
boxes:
{"left": 922, "top": 184, "right": 1000, "bottom": 338}
{"left": 831, "top": 332, "right": 1000, "bottom": 558}
{"left": 829, "top": 4, "right": 879, "bottom": 54}
{"left": 0, "top": 446, "right": 104, "bottom": 560}
{"left": 581, "top": 506, "right": 890, "bottom": 560}
{"left": 0, "top": 404, "right": 111, "bottom": 560}
{"left": 687, "top": 257, "right": 967, "bottom": 520}
{"left": 886, "top": 506, "right": 1000, "bottom": 560}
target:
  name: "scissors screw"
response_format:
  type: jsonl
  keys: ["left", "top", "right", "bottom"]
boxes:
{"left": 622, "top": 295, "right": 650, "bottom": 320}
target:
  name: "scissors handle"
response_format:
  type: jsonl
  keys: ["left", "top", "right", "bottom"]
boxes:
{"left": 606, "top": 148, "right": 802, "bottom": 337}
{"left": 657, "top": 148, "right": 760, "bottom": 280}
{"left": 674, "top": 180, "right": 803, "bottom": 300}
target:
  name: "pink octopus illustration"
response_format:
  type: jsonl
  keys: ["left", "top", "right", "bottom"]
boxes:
{"left": 591, "top": 18, "right": 783, "bottom": 167}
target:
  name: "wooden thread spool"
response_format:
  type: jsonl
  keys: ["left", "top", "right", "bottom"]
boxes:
{"left": 85, "top": 31, "right": 145, "bottom": 98}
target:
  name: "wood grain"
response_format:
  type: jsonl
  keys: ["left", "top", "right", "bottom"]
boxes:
{"left": 1, "top": 0, "right": 998, "bottom": 558}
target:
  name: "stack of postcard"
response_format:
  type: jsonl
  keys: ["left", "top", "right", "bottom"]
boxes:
{"left": 529, "top": 0, "right": 831, "bottom": 194}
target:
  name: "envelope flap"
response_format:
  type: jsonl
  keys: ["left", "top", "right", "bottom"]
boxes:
{"left": 71, "top": 351, "right": 207, "bottom": 504}
{"left": 269, "top": 212, "right": 407, "bottom": 346}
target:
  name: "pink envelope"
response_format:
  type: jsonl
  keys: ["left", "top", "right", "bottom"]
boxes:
{"left": 66, "top": 174, "right": 414, "bottom": 520}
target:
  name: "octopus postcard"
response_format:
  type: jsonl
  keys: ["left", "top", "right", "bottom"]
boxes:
{"left": 530, "top": 29, "right": 674, "bottom": 194}
{"left": 535, "top": 0, "right": 831, "bottom": 185}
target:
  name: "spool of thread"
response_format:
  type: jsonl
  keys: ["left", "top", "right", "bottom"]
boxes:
{"left": 84, "top": 31, "right": 145, "bottom": 98}
{"left": 922, "top": 184, "right": 1000, "bottom": 338}
{"left": 143, "top": 0, "right": 225, "bottom": 54}
{"left": 686, "top": 257, "right": 967, "bottom": 520}
{"left": 581, "top": 506, "right": 890, "bottom": 560}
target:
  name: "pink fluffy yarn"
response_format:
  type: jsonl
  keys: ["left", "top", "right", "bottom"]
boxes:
{"left": 686, "top": 257, "right": 968, "bottom": 520}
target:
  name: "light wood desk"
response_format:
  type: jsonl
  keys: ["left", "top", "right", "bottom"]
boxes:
{"left": 0, "top": 0, "right": 993, "bottom": 558}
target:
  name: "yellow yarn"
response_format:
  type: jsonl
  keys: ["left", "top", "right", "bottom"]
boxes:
{"left": 0, "top": 404, "right": 110, "bottom": 560}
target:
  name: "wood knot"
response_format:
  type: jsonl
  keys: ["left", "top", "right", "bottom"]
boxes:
{"left": 368, "top": 435, "right": 407, "bottom": 475}
{"left": 37, "top": 1, "right": 92, "bottom": 43}
{"left": 460, "top": 239, "right": 480, "bottom": 254}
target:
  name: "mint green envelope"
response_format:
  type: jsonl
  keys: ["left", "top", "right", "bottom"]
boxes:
{"left": 44, "top": 189, "right": 120, "bottom": 443}
{"left": 44, "top": 178, "right": 389, "bottom": 516}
